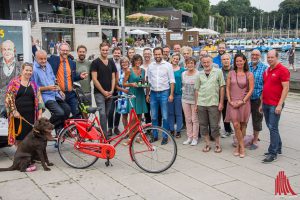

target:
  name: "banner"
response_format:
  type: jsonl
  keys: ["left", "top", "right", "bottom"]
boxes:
{"left": 0, "top": 20, "right": 31, "bottom": 141}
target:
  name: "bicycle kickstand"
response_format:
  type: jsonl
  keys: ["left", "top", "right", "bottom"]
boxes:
{"left": 105, "top": 151, "right": 113, "bottom": 167}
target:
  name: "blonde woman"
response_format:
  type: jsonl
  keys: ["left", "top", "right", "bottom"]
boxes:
{"left": 180, "top": 46, "right": 193, "bottom": 68}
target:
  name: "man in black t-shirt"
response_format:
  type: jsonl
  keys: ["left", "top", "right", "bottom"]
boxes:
{"left": 91, "top": 42, "right": 117, "bottom": 137}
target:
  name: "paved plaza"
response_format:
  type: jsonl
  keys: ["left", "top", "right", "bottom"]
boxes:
{"left": 0, "top": 93, "right": 300, "bottom": 200}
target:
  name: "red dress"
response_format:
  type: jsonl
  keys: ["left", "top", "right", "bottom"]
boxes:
{"left": 225, "top": 71, "right": 251, "bottom": 123}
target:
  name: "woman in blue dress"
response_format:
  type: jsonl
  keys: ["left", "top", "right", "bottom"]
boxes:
{"left": 116, "top": 57, "right": 130, "bottom": 128}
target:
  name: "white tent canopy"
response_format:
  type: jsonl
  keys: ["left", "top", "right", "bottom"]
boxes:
{"left": 186, "top": 28, "right": 219, "bottom": 35}
{"left": 128, "top": 29, "right": 149, "bottom": 35}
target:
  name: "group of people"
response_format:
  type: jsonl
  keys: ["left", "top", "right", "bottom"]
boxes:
{"left": 1, "top": 39, "right": 290, "bottom": 164}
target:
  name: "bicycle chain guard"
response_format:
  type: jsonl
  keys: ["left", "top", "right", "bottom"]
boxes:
{"left": 76, "top": 142, "right": 116, "bottom": 159}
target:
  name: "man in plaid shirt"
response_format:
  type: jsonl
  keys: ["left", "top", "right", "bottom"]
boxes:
{"left": 248, "top": 50, "right": 268, "bottom": 150}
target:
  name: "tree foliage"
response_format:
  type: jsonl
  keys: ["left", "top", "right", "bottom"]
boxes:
{"left": 211, "top": 0, "right": 300, "bottom": 32}
{"left": 125, "top": 0, "right": 210, "bottom": 28}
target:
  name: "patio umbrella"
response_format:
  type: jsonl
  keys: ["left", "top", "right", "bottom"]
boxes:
{"left": 186, "top": 28, "right": 219, "bottom": 35}
{"left": 127, "top": 13, "right": 163, "bottom": 21}
{"left": 128, "top": 29, "right": 149, "bottom": 35}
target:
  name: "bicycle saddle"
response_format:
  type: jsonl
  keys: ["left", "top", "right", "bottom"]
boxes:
{"left": 86, "top": 107, "right": 100, "bottom": 113}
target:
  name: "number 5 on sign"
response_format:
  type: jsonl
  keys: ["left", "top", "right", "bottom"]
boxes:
{"left": 0, "top": 29, "right": 4, "bottom": 38}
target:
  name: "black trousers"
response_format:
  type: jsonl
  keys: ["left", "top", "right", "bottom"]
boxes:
{"left": 45, "top": 97, "right": 71, "bottom": 129}
{"left": 108, "top": 98, "right": 121, "bottom": 129}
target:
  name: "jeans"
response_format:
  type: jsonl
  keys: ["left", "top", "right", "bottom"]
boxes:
{"left": 65, "top": 91, "right": 80, "bottom": 119}
{"left": 45, "top": 97, "right": 71, "bottom": 129}
{"left": 108, "top": 99, "right": 121, "bottom": 129}
{"left": 263, "top": 104, "right": 283, "bottom": 156}
{"left": 94, "top": 93, "right": 113, "bottom": 137}
{"left": 168, "top": 94, "right": 183, "bottom": 132}
{"left": 150, "top": 90, "right": 170, "bottom": 138}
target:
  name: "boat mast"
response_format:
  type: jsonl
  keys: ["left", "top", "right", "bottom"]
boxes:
{"left": 296, "top": 14, "right": 299, "bottom": 38}
{"left": 272, "top": 15, "right": 275, "bottom": 38}
{"left": 280, "top": 14, "right": 283, "bottom": 38}
{"left": 252, "top": 16, "right": 255, "bottom": 38}
{"left": 267, "top": 14, "right": 269, "bottom": 37}
{"left": 288, "top": 14, "right": 290, "bottom": 38}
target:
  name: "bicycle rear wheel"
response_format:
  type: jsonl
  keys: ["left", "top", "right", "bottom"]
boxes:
{"left": 58, "top": 124, "right": 99, "bottom": 169}
{"left": 131, "top": 126, "right": 177, "bottom": 173}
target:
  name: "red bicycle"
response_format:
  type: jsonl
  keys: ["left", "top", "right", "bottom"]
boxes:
{"left": 57, "top": 94, "right": 177, "bottom": 173}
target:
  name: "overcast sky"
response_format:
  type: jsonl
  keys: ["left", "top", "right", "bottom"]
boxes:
{"left": 210, "top": 0, "right": 284, "bottom": 12}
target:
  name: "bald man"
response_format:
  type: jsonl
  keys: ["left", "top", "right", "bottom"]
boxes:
{"left": 33, "top": 50, "right": 70, "bottom": 137}
{"left": 262, "top": 50, "right": 290, "bottom": 163}
{"left": 0, "top": 40, "right": 21, "bottom": 118}
{"left": 248, "top": 49, "right": 268, "bottom": 150}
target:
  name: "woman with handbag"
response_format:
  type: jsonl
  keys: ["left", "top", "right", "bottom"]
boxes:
{"left": 5, "top": 62, "right": 44, "bottom": 147}
{"left": 225, "top": 54, "right": 254, "bottom": 158}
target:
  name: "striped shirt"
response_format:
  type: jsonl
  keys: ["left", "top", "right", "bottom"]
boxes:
{"left": 249, "top": 61, "right": 268, "bottom": 100}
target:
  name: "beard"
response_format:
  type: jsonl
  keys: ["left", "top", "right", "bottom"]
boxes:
{"left": 252, "top": 60, "right": 259, "bottom": 65}
{"left": 218, "top": 50, "right": 225, "bottom": 55}
{"left": 78, "top": 55, "right": 86, "bottom": 61}
{"left": 155, "top": 57, "right": 162, "bottom": 63}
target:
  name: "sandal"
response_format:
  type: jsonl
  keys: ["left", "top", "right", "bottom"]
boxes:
{"left": 214, "top": 145, "right": 222, "bottom": 153}
{"left": 202, "top": 145, "right": 211, "bottom": 152}
{"left": 26, "top": 164, "right": 37, "bottom": 172}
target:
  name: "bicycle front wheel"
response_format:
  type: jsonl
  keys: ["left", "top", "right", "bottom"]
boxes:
{"left": 58, "top": 124, "right": 99, "bottom": 169}
{"left": 131, "top": 126, "right": 177, "bottom": 173}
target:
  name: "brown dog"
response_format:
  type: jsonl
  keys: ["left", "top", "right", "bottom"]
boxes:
{"left": 0, "top": 117, "right": 55, "bottom": 172}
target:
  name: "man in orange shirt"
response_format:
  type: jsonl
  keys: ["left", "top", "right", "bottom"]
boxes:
{"left": 48, "top": 43, "right": 88, "bottom": 119}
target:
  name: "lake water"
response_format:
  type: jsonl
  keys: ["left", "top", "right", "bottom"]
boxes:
{"left": 216, "top": 51, "right": 300, "bottom": 69}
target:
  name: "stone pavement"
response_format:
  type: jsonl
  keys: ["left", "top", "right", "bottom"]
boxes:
{"left": 1, "top": 93, "right": 300, "bottom": 200}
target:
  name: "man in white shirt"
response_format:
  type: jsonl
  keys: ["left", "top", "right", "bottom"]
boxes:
{"left": 146, "top": 47, "right": 175, "bottom": 145}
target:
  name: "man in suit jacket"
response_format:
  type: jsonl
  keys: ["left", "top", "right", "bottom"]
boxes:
{"left": 48, "top": 42, "right": 88, "bottom": 118}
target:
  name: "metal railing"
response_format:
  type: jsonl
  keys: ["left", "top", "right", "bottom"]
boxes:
{"left": 126, "top": 21, "right": 164, "bottom": 28}
{"left": 10, "top": 11, "right": 36, "bottom": 22}
{"left": 76, "top": 16, "right": 98, "bottom": 25}
{"left": 39, "top": 12, "right": 72, "bottom": 24}
{"left": 101, "top": 0, "right": 119, "bottom": 4}
{"left": 101, "top": 19, "right": 118, "bottom": 26}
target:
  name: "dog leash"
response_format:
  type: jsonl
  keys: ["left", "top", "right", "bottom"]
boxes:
{"left": 19, "top": 116, "right": 34, "bottom": 127}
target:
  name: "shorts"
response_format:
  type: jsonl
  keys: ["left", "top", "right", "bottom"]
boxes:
{"left": 198, "top": 106, "right": 220, "bottom": 138}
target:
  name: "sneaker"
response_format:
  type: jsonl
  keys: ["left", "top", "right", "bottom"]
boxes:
{"left": 264, "top": 151, "right": 282, "bottom": 156}
{"left": 190, "top": 139, "right": 198, "bottom": 146}
{"left": 221, "top": 132, "right": 228, "bottom": 138}
{"left": 170, "top": 131, "right": 175, "bottom": 137}
{"left": 225, "top": 131, "right": 233, "bottom": 136}
{"left": 262, "top": 155, "right": 277, "bottom": 163}
{"left": 107, "top": 129, "right": 113, "bottom": 137}
{"left": 161, "top": 137, "right": 168, "bottom": 145}
{"left": 113, "top": 128, "right": 121, "bottom": 135}
{"left": 176, "top": 132, "right": 181, "bottom": 138}
{"left": 183, "top": 138, "right": 192, "bottom": 145}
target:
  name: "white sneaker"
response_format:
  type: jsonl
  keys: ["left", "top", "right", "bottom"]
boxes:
{"left": 183, "top": 138, "right": 192, "bottom": 145}
{"left": 190, "top": 139, "right": 198, "bottom": 146}
{"left": 221, "top": 132, "right": 228, "bottom": 138}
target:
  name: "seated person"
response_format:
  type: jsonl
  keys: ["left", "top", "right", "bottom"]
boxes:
{"left": 33, "top": 50, "right": 70, "bottom": 135}
{"left": 48, "top": 43, "right": 88, "bottom": 119}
